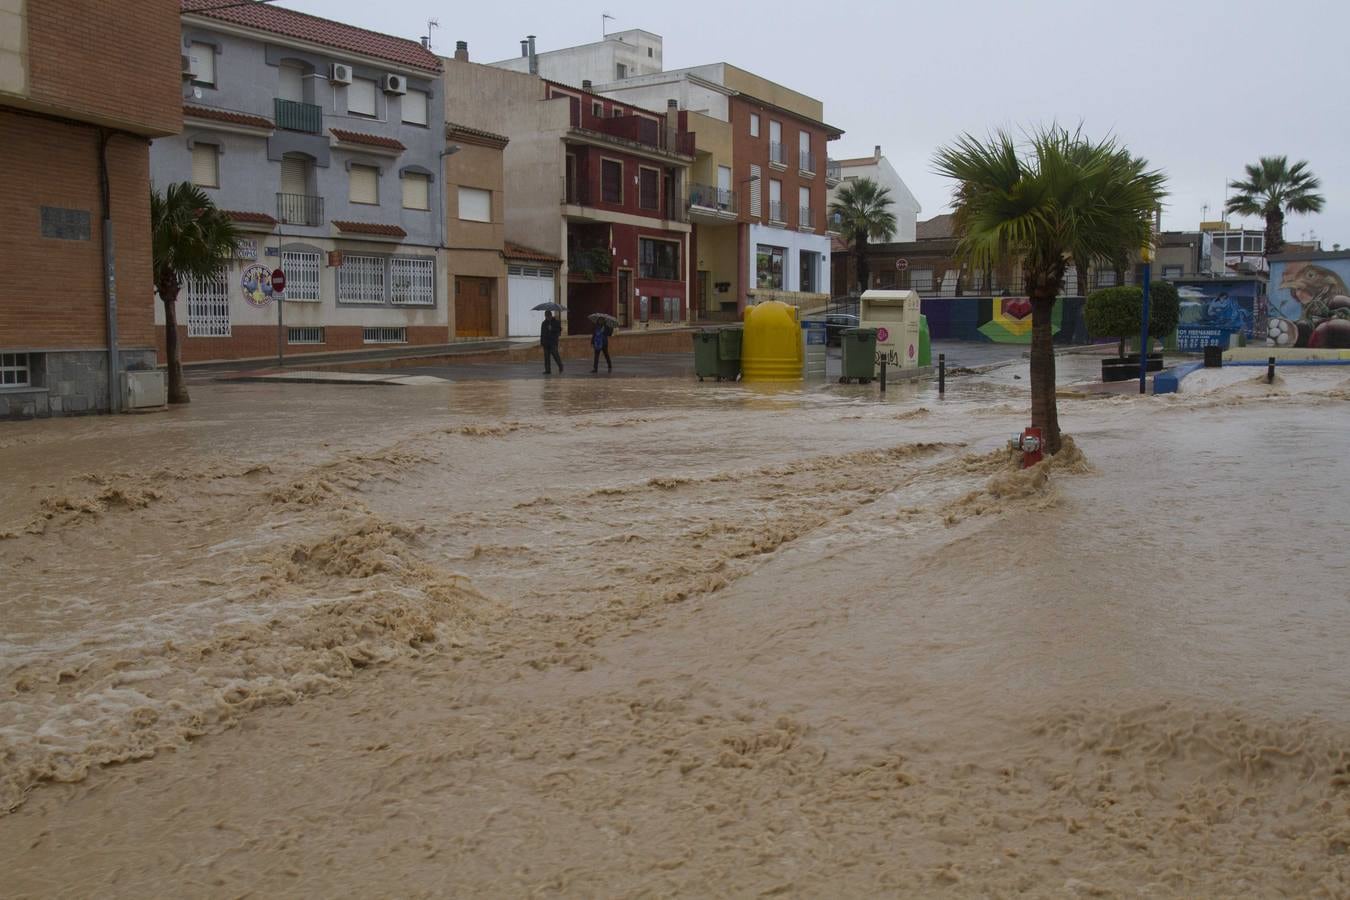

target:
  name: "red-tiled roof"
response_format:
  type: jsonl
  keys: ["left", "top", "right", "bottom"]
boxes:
{"left": 329, "top": 128, "right": 406, "bottom": 151}
{"left": 225, "top": 210, "right": 278, "bottom": 225}
{"left": 332, "top": 220, "right": 407, "bottom": 238}
{"left": 181, "top": 0, "right": 442, "bottom": 74}
{"left": 184, "top": 104, "right": 273, "bottom": 130}
{"left": 447, "top": 122, "right": 511, "bottom": 146}
{"left": 503, "top": 242, "right": 562, "bottom": 264}
{"left": 916, "top": 213, "right": 955, "bottom": 241}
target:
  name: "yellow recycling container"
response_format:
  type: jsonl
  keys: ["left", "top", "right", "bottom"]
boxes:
{"left": 740, "top": 300, "right": 803, "bottom": 382}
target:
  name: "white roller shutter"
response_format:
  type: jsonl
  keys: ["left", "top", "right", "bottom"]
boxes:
{"left": 191, "top": 143, "right": 218, "bottom": 187}
{"left": 348, "top": 77, "right": 376, "bottom": 116}
{"left": 280, "top": 155, "right": 308, "bottom": 195}
{"left": 402, "top": 173, "right": 430, "bottom": 210}
{"left": 349, "top": 165, "right": 378, "bottom": 204}
{"left": 507, "top": 265, "right": 555, "bottom": 337}
{"left": 278, "top": 63, "right": 304, "bottom": 102}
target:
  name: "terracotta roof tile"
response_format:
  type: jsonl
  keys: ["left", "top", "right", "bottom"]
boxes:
{"left": 503, "top": 242, "right": 562, "bottom": 264}
{"left": 329, "top": 127, "right": 405, "bottom": 151}
{"left": 332, "top": 220, "right": 407, "bottom": 238}
{"left": 224, "top": 210, "right": 278, "bottom": 225}
{"left": 181, "top": 0, "right": 442, "bottom": 74}
{"left": 916, "top": 213, "right": 955, "bottom": 241}
{"left": 184, "top": 104, "right": 273, "bottom": 130}
{"left": 446, "top": 121, "right": 511, "bottom": 146}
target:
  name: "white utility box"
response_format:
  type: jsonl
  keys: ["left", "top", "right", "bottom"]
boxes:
{"left": 860, "top": 290, "right": 922, "bottom": 373}
{"left": 122, "top": 369, "right": 167, "bottom": 410}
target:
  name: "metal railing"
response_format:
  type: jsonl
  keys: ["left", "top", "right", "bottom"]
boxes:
{"left": 799, "top": 206, "right": 813, "bottom": 228}
{"left": 798, "top": 148, "right": 815, "bottom": 173}
{"left": 277, "top": 192, "right": 323, "bottom": 227}
{"left": 568, "top": 108, "right": 695, "bottom": 155}
{"left": 274, "top": 98, "right": 322, "bottom": 134}
{"left": 768, "top": 141, "right": 786, "bottom": 166}
{"left": 825, "top": 158, "right": 842, "bottom": 182}
{"left": 688, "top": 183, "right": 736, "bottom": 215}
{"left": 768, "top": 201, "right": 785, "bottom": 223}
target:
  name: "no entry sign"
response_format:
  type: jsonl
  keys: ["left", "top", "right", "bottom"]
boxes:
{"left": 895, "top": 258, "right": 909, "bottom": 271}
{"left": 271, "top": 268, "right": 287, "bottom": 294}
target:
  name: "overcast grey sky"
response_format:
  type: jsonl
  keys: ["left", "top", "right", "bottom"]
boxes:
{"left": 277, "top": 0, "right": 1348, "bottom": 245}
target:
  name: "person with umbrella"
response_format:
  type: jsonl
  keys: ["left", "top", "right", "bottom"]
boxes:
{"left": 535, "top": 303, "right": 563, "bottom": 374}
{"left": 589, "top": 312, "right": 617, "bottom": 373}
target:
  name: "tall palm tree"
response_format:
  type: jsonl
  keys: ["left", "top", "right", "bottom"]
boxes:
{"left": 1225, "top": 156, "right": 1324, "bottom": 256}
{"left": 829, "top": 178, "right": 897, "bottom": 293}
{"left": 934, "top": 127, "right": 1165, "bottom": 453}
{"left": 151, "top": 183, "right": 238, "bottom": 404}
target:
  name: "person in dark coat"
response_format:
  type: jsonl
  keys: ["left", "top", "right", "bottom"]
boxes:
{"left": 540, "top": 310, "right": 563, "bottom": 374}
{"left": 590, "top": 320, "right": 613, "bottom": 373}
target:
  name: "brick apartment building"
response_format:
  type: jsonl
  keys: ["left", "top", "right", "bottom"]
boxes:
{"left": 0, "top": 0, "right": 182, "bottom": 417}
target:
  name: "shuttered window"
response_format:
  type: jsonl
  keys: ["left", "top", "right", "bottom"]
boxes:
{"left": 601, "top": 159, "right": 622, "bottom": 204}
{"left": 390, "top": 257, "right": 435, "bottom": 306}
{"left": 280, "top": 155, "right": 308, "bottom": 195}
{"left": 189, "top": 42, "right": 215, "bottom": 86}
{"left": 185, "top": 273, "right": 230, "bottom": 337}
{"left": 280, "top": 249, "right": 321, "bottom": 301}
{"left": 749, "top": 164, "right": 761, "bottom": 217}
{"left": 348, "top": 77, "right": 377, "bottom": 117}
{"left": 402, "top": 172, "right": 430, "bottom": 210}
{"left": 338, "top": 255, "right": 385, "bottom": 303}
{"left": 191, "top": 143, "right": 219, "bottom": 188}
{"left": 458, "top": 186, "right": 491, "bottom": 222}
{"left": 639, "top": 167, "right": 659, "bottom": 210}
{"left": 349, "top": 165, "right": 378, "bottom": 204}
{"left": 402, "top": 89, "right": 429, "bottom": 125}
{"left": 278, "top": 63, "right": 304, "bottom": 102}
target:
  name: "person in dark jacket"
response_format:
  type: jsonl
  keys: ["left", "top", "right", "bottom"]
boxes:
{"left": 540, "top": 310, "right": 563, "bottom": 374}
{"left": 590, "top": 320, "right": 613, "bottom": 373}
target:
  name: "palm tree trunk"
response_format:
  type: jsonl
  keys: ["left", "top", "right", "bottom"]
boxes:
{"left": 855, "top": 235, "right": 869, "bottom": 294}
{"left": 160, "top": 287, "right": 190, "bottom": 404}
{"left": 1264, "top": 209, "right": 1285, "bottom": 256}
{"left": 1029, "top": 291, "right": 1060, "bottom": 455}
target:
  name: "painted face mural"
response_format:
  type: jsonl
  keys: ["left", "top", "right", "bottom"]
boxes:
{"left": 1269, "top": 261, "right": 1350, "bottom": 348}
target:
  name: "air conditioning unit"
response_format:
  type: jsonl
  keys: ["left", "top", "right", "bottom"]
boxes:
{"left": 381, "top": 74, "right": 407, "bottom": 95}
{"left": 122, "top": 370, "right": 167, "bottom": 411}
{"left": 329, "top": 63, "right": 353, "bottom": 85}
{"left": 181, "top": 54, "right": 195, "bottom": 80}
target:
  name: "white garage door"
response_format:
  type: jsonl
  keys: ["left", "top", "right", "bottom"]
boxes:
{"left": 507, "top": 265, "right": 555, "bottom": 337}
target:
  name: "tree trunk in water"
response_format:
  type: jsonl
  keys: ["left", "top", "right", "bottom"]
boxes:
{"left": 161, "top": 287, "right": 190, "bottom": 404}
{"left": 1029, "top": 293, "right": 1060, "bottom": 455}
{"left": 1265, "top": 209, "right": 1285, "bottom": 256}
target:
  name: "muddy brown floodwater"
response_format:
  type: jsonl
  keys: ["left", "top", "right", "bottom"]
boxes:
{"left": 2, "top": 367, "right": 1349, "bottom": 897}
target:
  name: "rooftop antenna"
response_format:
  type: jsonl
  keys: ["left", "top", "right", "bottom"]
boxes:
{"left": 423, "top": 18, "right": 439, "bottom": 51}
{"left": 602, "top": 12, "right": 614, "bottom": 37}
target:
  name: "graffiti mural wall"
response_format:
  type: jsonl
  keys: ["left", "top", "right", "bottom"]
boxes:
{"left": 1267, "top": 256, "right": 1350, "bottom": 348}
{"left": 920, "top": 297, "right": 1088, "bottom": 345}
{"left": 1174, "top": 279, "right": 1261, "bottom": 351}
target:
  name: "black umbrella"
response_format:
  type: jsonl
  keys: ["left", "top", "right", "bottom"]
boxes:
{"left": 532, "top": 302, "right": 563, "bottom": 312}
{"left": 587, "top": 313, "right": 619, "bottom": 326}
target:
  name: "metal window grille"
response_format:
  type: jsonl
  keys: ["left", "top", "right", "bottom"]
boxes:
{"left": 185, "top": 272, "right": 230, "bottom": 337}
{"left": 338, "top": 255, "right": 385, "bottom": 303}
{"left": 390, "top": 257, "right": 435, "bottom": 306}
{"left": 363, "top": 326, "right": 407, "bottom": 344}
{"left": 0, "top": 352, "right": 31, "bottom": 387}
{"left": 281, "top": 249, "right": 321, "bottom": 301}
{"left": 287, "top": 326, "right": 325, "bottom": 344}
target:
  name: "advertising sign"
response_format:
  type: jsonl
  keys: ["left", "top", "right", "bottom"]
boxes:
{"left": 241, "top": 264, "right": 275, "bottom": 308}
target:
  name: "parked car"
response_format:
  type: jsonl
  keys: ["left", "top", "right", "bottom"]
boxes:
{"left": 824, "top": 314, "right": 859, "bottom": 346}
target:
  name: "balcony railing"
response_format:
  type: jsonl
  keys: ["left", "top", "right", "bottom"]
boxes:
{"left": 568, "top": 108, "right": 695, "bottom": 156}
{"left": 688, "top": 182, "right": 736, "bottom": 215}
{"left": 825, "top": 158, "right": 842, "bottom": 184}
{"left": 768, "top": 142, "right": 786, "bottom": 166}
{"left": 274, "top": 98, "right": 322, "bottom": 134}
{"left": 277, "top": 192, "right": 323, "bottom": 227}
{"left": 768, "top": 200, "right": 785, "bottom": 223}
{"left": 799, "top": 206, "right": 813, "bottom": 228}
{"left": 798, "top": 149, "right": 815, "bottom": 173}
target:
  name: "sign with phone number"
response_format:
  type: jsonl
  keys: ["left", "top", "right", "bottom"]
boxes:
{"left": 1176, "top": 326, "right": 1235, "bottom": 352}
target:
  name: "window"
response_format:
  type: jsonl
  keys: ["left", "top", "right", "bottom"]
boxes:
{"left": 458, "top": 186, "right": 491, "bottom": 222}
{"left": 189, "top": 42, "right": 215, "bottom": 87}
{"left": 592, "top": 101, "right": 603, "bottom": 117}
{"left": 749, "top": 113, "right": 759, "bottom": 137}
{"left": 769, "top": 120, "right": 784, "bottom": 165}
{"left": 1096, "top": 270, "right": 1118, "bottom": 288}
{"left": 616, "top": 63, "right": 627, "bottom": 79}
{"left": 278, "top": 62, "right": 304, "bottom": 103}
{"left": 1, "top": 353, "right": 31, "bottom": 387}
{"left": 402, "top": 172, "right": 430, "bottom": 210}
{"left": 390, "top": 257, "right": 435, "bottom": 305}
{"left": 749, "top": 164, "right": 761, "bottom": 217}
{"left": 639, "top": 238, "right": 679, "bottom": 281}
{"left": 338, "top": 255, "right": 385, "bottom": 303}
{"left": 1162, "top": 265, "right": 1183, "bottom": 279}
{"left": 363, "top": 326, "right": 407, "bottom": 344}
{"left": 798, "top": 130, "right": 813, "bottom": 172}
{"left": 281, "top": 249, "right": 321, "bottom": 301}
{"left": 280, "top": 154, "right": 310, "bottom": 195}
{"left": 288, "top": 326, "right": 324, "bottom": 344}
{"left": 402, "top": 89, "right": 429, "bottom": 126}
{"left": 611, "top": 106, "right": 624, "bottom": 117}
{"left": 756, "top": 245, "right": 785, "bottom": 289}
{"left": 910, "top": 268, "right": 934, "bottom": 292}
{"left": 799, "top": 185, "right": 811, "bottom": 226}
{"left": 769, "top": 178, "right": 783, "bottom": 222}
{"left": 191, "top": 142, "right": 219, "bottom": 188}
{"left": 647, "top": 46, "right": 653, "bottom": 58}
{"left": 349, "top": 164, "right": 379, "bottom": 204}
{"left": 185, "top": 272, "right": 230, "bottom": 337}
{"left": 800, "top": 251, "right": 818, "bottom": 293}
{"left": 348, "top": 77, "right": 377, "bottom": 117}
{"left": 601, "top": 159, "right": 623, "bottom": 204}
{"left": 638, "top": 167, "right": 659, "bottom": 210}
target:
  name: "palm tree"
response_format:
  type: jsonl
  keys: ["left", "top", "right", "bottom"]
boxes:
{"left": 1225, "top": 156, "right": 1324, "bottom": 256}
{"left": 934, "top": 127, "right": 1165, "bottom": 453}
{"left": 829, "top": 178, "right": 897, "bottom": 293}
{"left": 151, "top": 183, "right": 239, "bottom": 404}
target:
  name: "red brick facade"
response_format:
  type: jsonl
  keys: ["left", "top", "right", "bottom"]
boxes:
{"left": 729, "top": 96, "right": 831, "bottom": 233}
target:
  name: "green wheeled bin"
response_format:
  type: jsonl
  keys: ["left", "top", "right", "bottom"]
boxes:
{"left": 918, "top": 315, "right": 931, "bottom": 368}
{"left": 840, "top": 328, "right": 878, "bottom": 383}
{"left": 693, "top": 329, "right": 720, "bottom": 381}
{"left": 716, "top": 325, "right": 743, "bottom": 381}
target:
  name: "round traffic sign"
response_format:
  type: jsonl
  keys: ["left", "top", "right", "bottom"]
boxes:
{"left": 271, "top": 268, "right": 287, "bottom": 294}
{"left": 895, "top": 258, "right": 909, "bottom": 271}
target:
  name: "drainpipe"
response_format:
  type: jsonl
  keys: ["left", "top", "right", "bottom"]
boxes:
{"left": 97, "top": 129, "right": 120, "bottom": 414}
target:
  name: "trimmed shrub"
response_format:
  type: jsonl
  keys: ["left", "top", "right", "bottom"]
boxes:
{"left": 1085, "top": 281, "right": 1179, "bottom": 355}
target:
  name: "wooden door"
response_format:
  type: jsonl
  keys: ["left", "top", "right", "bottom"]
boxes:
{"left": 455, "top": 276, "right": 495, "bottom": 337}
{"left": 617, "top": 269, "right": 632, "bottom": 327}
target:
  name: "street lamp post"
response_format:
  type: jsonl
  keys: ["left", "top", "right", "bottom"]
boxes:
{"left": 1137, "top": 241, "right": 1153, "bottom": 394}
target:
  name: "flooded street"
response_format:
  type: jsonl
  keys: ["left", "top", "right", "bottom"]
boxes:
{"left": 2, "top": 363, "right": 1348, "bottom": 897}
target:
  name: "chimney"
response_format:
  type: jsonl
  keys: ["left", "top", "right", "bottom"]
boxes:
{"left": 454, "top": 40, "right": 468, "bottom": 62}
{"left": 527, "top": 35, "right": 537, "bottom": 75}
{"left": 666, "top": 97, "right": 678, "bottom": 131}
{"left": 420, "top": 36, "right": 430, "bottom": 49}
{"left": 874, "top": 145, "right": 881, "bottom": 160}
{"left": 520, "top": 39, "right": 528, "bottom": 58}
{"left": 582, "top": 79, "right": 592, "bottom": 90}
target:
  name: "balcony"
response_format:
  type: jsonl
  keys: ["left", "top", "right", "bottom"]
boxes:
{"left": 799, "top": 206, "right": 813, "bottom": 230}
{"left": 568, "top": 108, "right": 695, "bottom": 157}
{"left": 768, "top": 201, "right": 785, "bottom": 224}
{"left": 277, "top": 192, "right": 323, "bottom": 227}
{"left": 274, "top": 98, "right": 322, "bottom": 134}
{"left": 825, "top": 158, "right": 842, "bottom": 186}
{"left": 768, "top": 141, "right": 787, "bottom": 168}
{"left": 798, "top": 149, "right": 815, "bottom": 174}
{"left": 688, "top": 182, "right": 736, "bottom": 219}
